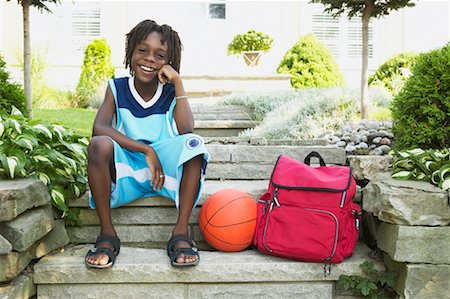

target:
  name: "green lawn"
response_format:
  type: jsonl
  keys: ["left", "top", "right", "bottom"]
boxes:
{"left": 34, "top": 108, "right": 97, "bottom": 137}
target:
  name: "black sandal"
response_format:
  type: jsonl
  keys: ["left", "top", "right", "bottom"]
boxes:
{"left": 166, "top": 234, "right": 200, "bottom": 268}
{"left": 85, "top": 234, "right": 121, "bottom": 269}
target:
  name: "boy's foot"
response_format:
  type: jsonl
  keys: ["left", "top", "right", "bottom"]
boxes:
{"left": 166, "top": 234, "right": 199, "bottom": 267}
{"left": 85, "top": 234, "right": 121, "bottom": 269}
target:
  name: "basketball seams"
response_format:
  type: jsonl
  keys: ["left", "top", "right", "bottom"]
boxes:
{"left": 205, "top": 196, "right": 252, "bottom": 228}
{"left": 207, "top": 218, "right": 256, "bottom": 228}
{"left": 199, "top": 189, "right": 257, "bottom": 251}
{"left": 201, "top": 225, "right": 254, "bottom": 246}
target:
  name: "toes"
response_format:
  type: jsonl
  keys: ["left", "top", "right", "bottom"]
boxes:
{"left": 86, "top": 253, "right": 109, "bottom": 266}
{"left": 176, "top": 253, "right": 197, "bottom": 264}
{"left": 176, "top": 254, "right": 185, "bottom": 264}
{"left": 98, "top": 253, "right": 110, "bottom": 266}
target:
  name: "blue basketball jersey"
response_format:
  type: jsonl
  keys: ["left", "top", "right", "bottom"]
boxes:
{"left": 89, "top": 77, "right": 210, "bottom": 209}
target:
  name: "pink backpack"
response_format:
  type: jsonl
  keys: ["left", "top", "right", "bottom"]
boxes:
{"left": 254, "top": 152, "right": 361, "bottom": 267}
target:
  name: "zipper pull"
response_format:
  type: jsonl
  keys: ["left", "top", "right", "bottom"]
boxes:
{"left": 323, "top": 263, "right": 331, "bottom": 277}
{"left": 268, "top": 188, "right": 280, "bottom": 212}
{"left": 273, "top": 187, "right": 280, "bottom": 208}
{"left": 352, "top": 210, "right": 362, "bottom": 230}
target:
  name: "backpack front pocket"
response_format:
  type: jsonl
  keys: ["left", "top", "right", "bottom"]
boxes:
{"left": 263, "top": 206, "right": 339, "bottom": 262}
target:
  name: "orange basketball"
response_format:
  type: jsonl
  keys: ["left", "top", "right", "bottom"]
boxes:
{"left": 199, "top": 189, "right": 257, "bottom": 252}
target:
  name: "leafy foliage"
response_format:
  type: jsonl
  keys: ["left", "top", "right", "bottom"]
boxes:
{"left": 74, "top": 38, "right": 115, "bottom": 108}
{"left": 277, "top": 34, "right": 344, "bottom": 89}
{"left": 369, "top": 52, "right": 419, "bottom": 95}
{"left": 10, "top": 0, "right": 60, "bottom": 13}
{"left": 14, "top": 49, "right": 71, "bottom": 109}
{"left": 337, "top": 261, "right": 397, "bottom": 299}
{"left": 225, "top": 88, "right": 362, "bottom": 140}
{"left": 227, "top": 30, "right": 273, "bottom": 55}
{"left": 222, "top": 91, "right": 301, "bottom": 121}
{"left": 390, "top": 43, "right": 450, "bottom": 150}
{"left": 310, "top": 0, "right": 415, "bottom": 19}
{"left": 391, "top": 148, "right": 450, "bottom": 190}
{"left": 0, "top": 55, "right": 28, "bottom": 116}
{"left": 0, "top": 107, "right": 89, "bottom": 224}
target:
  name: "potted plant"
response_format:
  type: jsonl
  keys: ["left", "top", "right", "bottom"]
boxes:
{"left": 227, "top": 29, "right": 273, "bottom": 67}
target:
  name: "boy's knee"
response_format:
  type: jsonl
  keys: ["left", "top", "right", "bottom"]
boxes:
{"left": 88, "top": 136, "right": 114, "bottom": 162}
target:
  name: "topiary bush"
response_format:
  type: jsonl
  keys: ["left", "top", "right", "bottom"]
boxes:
{"left": 369, "top": 52, "right": 419, "bottom": 95}
{"left": 0, "top": 55, "right": 28, "bottom": 116}
{"left": 277, "top": 34, "right": 344, "bottom": 89}
{"left": 227, "top": 29, "right": 273, "bottom": 55}
{"left": 74, "top": 38, "right": 115, "bottom": 108}
{"left": 390, "top": 43, "right": 450, "bottom": 150}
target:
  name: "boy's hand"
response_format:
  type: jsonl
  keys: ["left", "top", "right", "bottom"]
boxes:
{"left": 144, "top": 148, "right": 164, "bottom": 192}
{"left": 158, "top": 65, "right": 180, "bottom": 85}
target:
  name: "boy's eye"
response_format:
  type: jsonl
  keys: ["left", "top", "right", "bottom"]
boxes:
{"left": 138, "top": 48, "right": 146, "bottom": 53}
{"left": 157, "top": 54, "right": 165, "bottom": 59}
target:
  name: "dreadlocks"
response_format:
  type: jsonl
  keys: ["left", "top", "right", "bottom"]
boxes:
{"left": 124, "top": 20, "right": 183, "bottom": 75}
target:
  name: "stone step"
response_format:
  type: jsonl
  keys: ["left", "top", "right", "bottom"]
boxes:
{"left": 34, "top": 243, "right": 381, "bottom": 298}
{"left": 205, "top": 145, "right": 345, "bottom": 180}
{"left": 70, "top": 180, "right": 268, "bottom": 208}
{"left": 183, "top": 74, "right": 292, "bottom": 98}
{"left": 67, "top": 180, "right": 268, "bottom": 248}
{"left": 66, "top": 177, "right": 361, "bottom": 248}
{"left": 194, "top": 120, "right": 257, "bottom": 137}
{"left": 191, "top": 104, "right": 253, "bottom": 121}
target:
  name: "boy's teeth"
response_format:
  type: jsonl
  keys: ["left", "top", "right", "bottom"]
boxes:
{"left": 141, "top": 65, "right": 154, "bottom": 72}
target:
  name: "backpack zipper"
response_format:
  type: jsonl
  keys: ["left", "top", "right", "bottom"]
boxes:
{"left": 262, "top": 187, "right": 279, "bottom": 252}
{"left": 262, "top": 197, "right": 339, "bottom": 258}
{"left": 304, "top": 208, "right": 339, "bottom": 262}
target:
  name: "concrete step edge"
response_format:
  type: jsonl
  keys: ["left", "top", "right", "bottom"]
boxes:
{"left": 34, "top": 243, "right": 381, "bottom": 284}
{"left": 69, "top": 180, "right": 269, "bottom": 208}
{"left": 195, "top": 120, "right": 258, "bottom": 129}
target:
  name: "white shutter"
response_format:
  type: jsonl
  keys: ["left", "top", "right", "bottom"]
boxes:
{"left": 71, "top": 2, "right": 101, "bottom": 56}
{"left": 312, "top": 13, "right": 340, "bottom": 58}
{"left": 347, "top": 18, "right": 373, "bottom": 59}
{"left": 311, "top": 5, "right": 374, "bottom": 65}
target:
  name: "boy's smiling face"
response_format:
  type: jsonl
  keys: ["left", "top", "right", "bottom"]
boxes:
{"left": 131, "top": 31, "right": 169, "bottom": 83}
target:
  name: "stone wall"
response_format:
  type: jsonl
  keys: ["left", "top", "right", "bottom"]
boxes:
{"left": 348, "top": 156, "right": 450, "bottom": 299}
{"left": 0, "top": 179, "right": 70, "bottom": 299}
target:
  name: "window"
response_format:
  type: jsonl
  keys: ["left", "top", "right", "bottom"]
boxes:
{"left": 312, "top": 5, "right": 374, "bottom": 64}
{"left": 208, "top": 1, "right": 226, "bottom": 19}
{"left": 43, "top": 1, "right": 102, "bottom": 64}
{"left": 71, "top": 2, "right": 101, "bottom": 55}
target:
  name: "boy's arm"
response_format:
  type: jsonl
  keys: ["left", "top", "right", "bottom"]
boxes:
{"left": 158, "top": 65, "right": 194, "bottom": 134}
{"left": 172, "top": 76, "right": 195, "bottom": 134}
{"left": 92, "top": 85, "right": 154, "bottom": 156}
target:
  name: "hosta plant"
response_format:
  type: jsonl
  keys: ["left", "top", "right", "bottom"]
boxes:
{"left": 391, "top": 148, "right": 450, "bottom": 191}
{"left": 0, "top": 107, "right": 89, "bottom": 223}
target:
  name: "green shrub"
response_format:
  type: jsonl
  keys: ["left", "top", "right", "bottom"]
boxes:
{"left": 74, "top": 38, "right": 115, "bottom": 108}
{"left": 234, "top": 88, "right": 359, "bottom": 140}
{"left": 277, "top": 34, "right": 344, "bottom": 89}
{"left": 369, "top": 52, "right": 419, "bottom": 95}
{"left": 390, "top": 43, "right": 450, "bottom": 150}
{"left": 227, "top": 29, "right": 273, "bottom": 55}
{"left": 0, "top": 55, "right": 27, "bottom": 116}
{"left": 15, "top": 49, "right": 71, "bottom": 109}
{"left": 0, "top": 106, "right": 89, "bottom": 224}
{"left": 222, "top": 91, "right": 301, "bottom": 121}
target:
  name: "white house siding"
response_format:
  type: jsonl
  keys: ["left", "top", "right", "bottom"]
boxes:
{"left": 0, "top": 0, "right": 448, "bottom": 90}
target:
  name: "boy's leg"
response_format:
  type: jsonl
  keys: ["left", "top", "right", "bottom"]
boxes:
{"left": 85, "top": 136, "right": 118, "bottom": 266}
{"left": 172, "top": 154, "right": 203, "bottom": 264}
